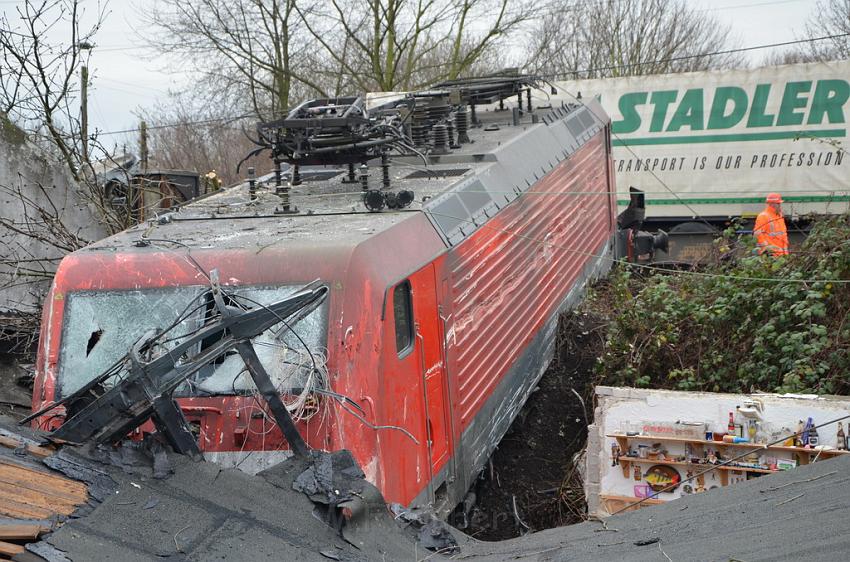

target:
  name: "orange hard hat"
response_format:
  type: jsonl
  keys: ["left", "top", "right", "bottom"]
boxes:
{"left": 766, "top": 193, "right": 783, "bottom": 204}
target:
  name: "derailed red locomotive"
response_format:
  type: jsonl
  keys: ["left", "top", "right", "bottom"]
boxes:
{"left": 31, "top": 76, "right": 626, "bottom": 514}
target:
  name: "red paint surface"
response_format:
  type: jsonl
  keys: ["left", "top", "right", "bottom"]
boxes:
{"left": 445, "top": 135, "right": 614, "bottom": 429}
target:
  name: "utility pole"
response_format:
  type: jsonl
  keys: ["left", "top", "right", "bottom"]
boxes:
{"left": 80, "top": 63, "right": 88, "bottom": 164}
{"left": 78, "top": 41, "right": 93, "bottom": 165}
{"left": 139, "top": 121, "right": 148, "bottom": 172}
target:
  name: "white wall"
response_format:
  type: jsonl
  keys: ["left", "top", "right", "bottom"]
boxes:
{"left": 586, "top": 386, "right": 850, "bottom": 516}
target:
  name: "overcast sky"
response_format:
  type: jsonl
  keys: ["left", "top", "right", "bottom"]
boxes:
{"left": 1, "top": 0, "right": 822, "bottom": 140}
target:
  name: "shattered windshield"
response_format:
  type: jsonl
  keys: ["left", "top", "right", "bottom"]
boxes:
{"left": 58, "top": 285, "right": 329, "bottom": 398}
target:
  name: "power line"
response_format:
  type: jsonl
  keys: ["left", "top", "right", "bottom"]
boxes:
{"left": 97, "top": 113, "right": 256, "bottom": 136}
{"left": 419, "top": 208, "right": 850, "bottom": 284}
{"left": 699, "top": 0, "right": 808, "bottom": 11}
{"left": 94, "top": 34, "right": 850, "bottom": 136}
{"left": 542, "top": 33, "right": 850, "bottom": 79}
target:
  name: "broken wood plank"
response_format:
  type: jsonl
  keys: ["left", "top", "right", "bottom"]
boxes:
{"left": 0, "top": 482, "right": 80, "bottom": 515}
{"left": 0, "top": 470, "right": 87, "bottom": 505}
{"left": 0, "top": 524, "right": 43, "bottom": 541}
{"left": 0, "top": 497, "right": 53, "bottom": 523}
{"left": 0, "top": 540, "right": 25, "bottom": 556}
{"left": 0, "top": 436, "right": 53, "bottom": 459}
{"left": 0, "top": 461, "right": 88, "bottom": 501}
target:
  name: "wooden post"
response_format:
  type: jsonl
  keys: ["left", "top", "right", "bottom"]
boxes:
{"left": 139, "top": 120, "right": 148, "bottom": 172}
{"left": 80, "top": 64, "right": 88, "bottom": 163}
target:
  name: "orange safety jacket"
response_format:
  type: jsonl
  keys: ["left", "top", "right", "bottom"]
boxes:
{"left": 754, "top": 206, "right": 789, "bottom": 256}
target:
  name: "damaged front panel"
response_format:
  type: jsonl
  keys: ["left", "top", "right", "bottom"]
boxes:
{"left": 59, "top": 285, "right": 329, "bottom": 398}
{"left": 42, "top": 277, "right": 329, "bottom": 459}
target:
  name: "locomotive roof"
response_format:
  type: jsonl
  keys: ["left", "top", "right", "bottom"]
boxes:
{"left": 81, "top": 98, "right": 608, "bottom": 255}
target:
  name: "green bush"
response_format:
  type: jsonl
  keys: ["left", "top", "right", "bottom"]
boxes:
{"left": 596, "top": 214, "right": 850, "bottom": 395}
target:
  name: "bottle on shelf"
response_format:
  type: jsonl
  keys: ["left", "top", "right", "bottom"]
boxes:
{"left": 783, "top": 428, "right": 795, "bottom": 447}
{"left": 795, "top": 420, "right": 805, "bottom": 447}
{"left": 837, "top": 422, "right": 846, "bottom": 451}
{"left": 809, "top": 419, "right": 819, "bottom": 447}
{"left": 728, "top": 412, "right": 735, "bottom": 435}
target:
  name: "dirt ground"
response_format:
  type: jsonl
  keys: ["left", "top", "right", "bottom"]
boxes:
{"left": 458, "top": 308, "right": 607, "bottom": 541}
{"left": 0, "top": 353, "right": 34, "bottom": 421}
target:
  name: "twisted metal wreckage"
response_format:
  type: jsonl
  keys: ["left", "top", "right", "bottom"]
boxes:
{"left": 19, "top": 273, "right": 428, "bottom": 549}
{"left": 25, "top": 271, "right": 326, "bottom": 460}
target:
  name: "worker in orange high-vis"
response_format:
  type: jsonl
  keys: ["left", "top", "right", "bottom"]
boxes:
{"left": 753, "top": 193, "right": 789, "bottom": 256}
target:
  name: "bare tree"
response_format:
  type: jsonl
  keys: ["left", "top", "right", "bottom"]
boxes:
{"left": 135, "top": 93, "right": 271, "bottom": 186}
{"left": 765, "top": 0, "right": 850, "bottom": 64}
{"left": 0, "top": 0, "right": 105, "bottom": 180}
{"left": 803, "top": 0, "right": 850, "bottom": 60}
{"left": 761, "top": 49, "right": 818, "bottom": 67}
{"left": 0, "top": 1, "right": 149, "bottom": 234}
{"left": 0, "top": 113, "right": 109, "bottom": 350}
{"left": 142, "top": 0, "right": 529, "bottom": 119}
{"left": 0, "top": 1, "right": 147, "bottom": 346}
{"left": 526, "top": 0, "right": 745, "bottom": 79}
{"left": 142, "top": 0, "right": 328, "bottom": 121}
{"left": 298, "top": 0, "right": 531, "bottom": 92}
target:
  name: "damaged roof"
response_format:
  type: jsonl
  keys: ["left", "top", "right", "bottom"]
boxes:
{"left": 6, "top": 409, "right": 850, "bottom": 561}
{"left": 458, "top": 452, "right": 850, "bottom": 562}
{"left": 0, "top": 418, "right": 438, "bottom": 561}
{"left": 42, "top": 450, "right": 424, "bottom": 561}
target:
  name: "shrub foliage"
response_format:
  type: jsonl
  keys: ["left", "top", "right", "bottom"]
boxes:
{"left": 596, "top": 215, "right": 850, "bottom": 395}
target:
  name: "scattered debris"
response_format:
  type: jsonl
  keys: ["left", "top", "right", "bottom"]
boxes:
{"left": 292, "top": 450, "right": 366, "bottom": 534}
{"left": 417, "top": 520, "right": 459, "bottom": 554}
{"left": 173, "top": 523, "right": 191, "bottom": 553}
{"left": 775, "top": 492, "right": 805, "bottom": 507}
{"left": 634, "top": 537, "right": 661, "bottom": 546}
{"left": 30, "top": 275, "right": 327, "bottom": 459}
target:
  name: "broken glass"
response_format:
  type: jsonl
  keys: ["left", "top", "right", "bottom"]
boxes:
{"left": 59, "top": 288, "right": 204, "bottom": 396}
{"left": 57, "top": 285, "right": 329, "bottom": 398}
{"left": 182, "top": 286, "right": 329, "bottom": 396}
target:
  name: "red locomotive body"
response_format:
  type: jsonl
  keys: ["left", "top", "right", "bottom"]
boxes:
{"left": 32, "top": 93, "right": 617, "bottom": 513}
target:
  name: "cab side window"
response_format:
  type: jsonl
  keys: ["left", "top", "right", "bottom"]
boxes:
{"left": 393, "top": 280, "right": 413, "bottom": 356}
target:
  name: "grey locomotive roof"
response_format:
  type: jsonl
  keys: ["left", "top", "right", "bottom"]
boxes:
{"left": 83, "top": 99, "right": 607, "bottom": 254}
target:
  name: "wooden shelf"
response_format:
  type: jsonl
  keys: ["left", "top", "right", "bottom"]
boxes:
{"left": 618, "top": 456, "right": 777, "bottom": 474}
{"left": 607, "top": 433, "right": 850, "bottom": 457}
{"left": 600, "top": 494, "right": 664, "bottom": 514}
{"left": 605, "top": 431, "right": 842, "bottom": 500}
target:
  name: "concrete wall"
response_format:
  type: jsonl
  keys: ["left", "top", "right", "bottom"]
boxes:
{"left": 586, "top": 386, "right": 850, "bottom": 517}
{"left": 0, "top": 113, "right": 107, "bottom": 334}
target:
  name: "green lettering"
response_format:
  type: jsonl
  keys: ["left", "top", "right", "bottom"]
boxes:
{"left": 807, "top": 79, "right": 849, "bottom": 125}
{"left": 777, "top": 81, "right": 812, "bottom": 126}
{"left": 612, "top": 92, "right": 647, "bottom": 134}
{"left": 666, "top": 89, "right": 705, "bottom": 132}
{"left": 649, "top": 91, "right": 677, "bottom": 132}
{"left": 747, "top": 84, "right": 775, "bottom": 128}
{"left": 707, "top": 87, "right": 747, "bottom": 129}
